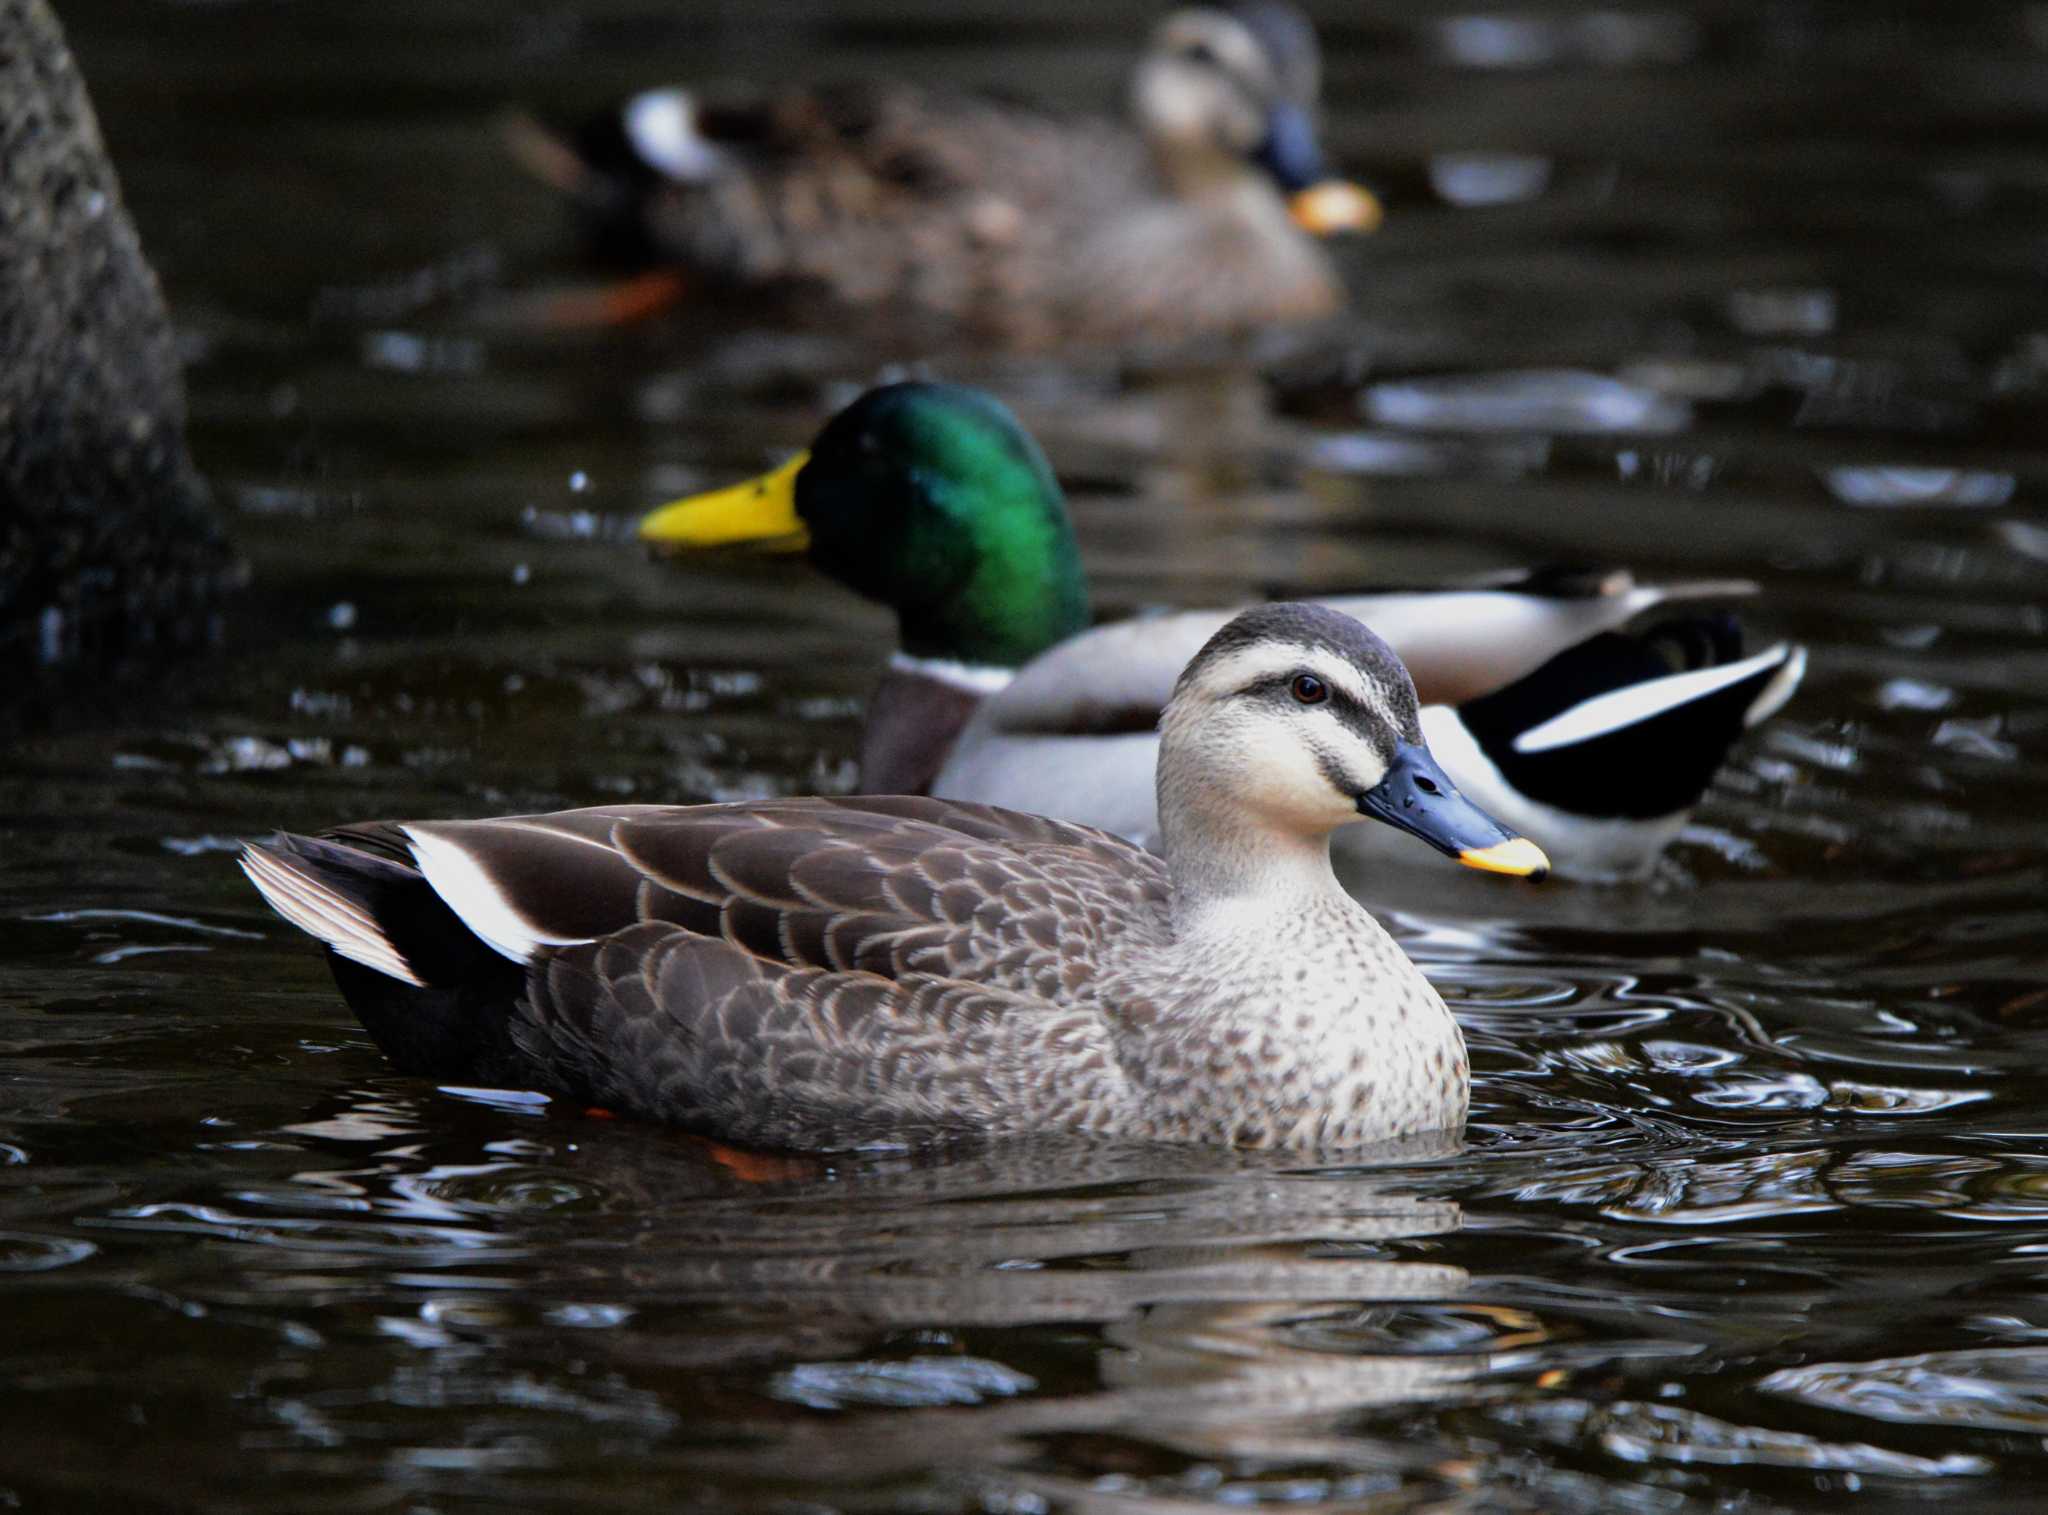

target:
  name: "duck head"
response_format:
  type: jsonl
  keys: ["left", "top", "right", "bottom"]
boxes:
{"left": 639, "top": 382, "right": 1091, "bottom": 670}
{"left": 1160, "top": 603, "right": 1549, "bottom": 878}
{"left": 1132, "top": 3, "right": 1380, "bottom": 233}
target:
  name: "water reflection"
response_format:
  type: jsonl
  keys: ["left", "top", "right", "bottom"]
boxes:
{"left": 1428, "top": 152, "right": 1554, "bottom": 208}
{"left": 1360, "top": 369, "right": 1691, "bottom": 436}
{"left": 1506, "top": 1398, "right": 1989, "bottom": 1478}
{"left": 67, "top": 1089, "right": 1508, "bottom": 1503}
{"left": 2, "top": 0, "right": 2047, "bottom": 1506}
{"left": 1765, "top": 1348, "right": 2048, "bottom": 1435}
{"left": 1823, "top": 467, "right": 2017, "bottom": 509}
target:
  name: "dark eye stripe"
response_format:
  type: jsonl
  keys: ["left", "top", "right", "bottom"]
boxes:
{"left": 1235, "top": 672, "right": 1306, "bottom": 703}
{"left": 1235, "top": 672, "right": 1392, "bottom": 754}
{"left": 1314, "top": 746, "right": 1360, "bottom": 798}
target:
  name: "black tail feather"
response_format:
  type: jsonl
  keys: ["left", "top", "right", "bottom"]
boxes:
{"left": 249, "top": 833, "right": 532, "bottom": 1088}
{"left": 1458, "top": 614, "right": 1790, "bottom": 820}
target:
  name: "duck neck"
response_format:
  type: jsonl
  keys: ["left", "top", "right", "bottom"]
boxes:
{"left": 880, "top": 484, "right": 1090, "bottom": 669}
{"left": 1143, "top": 796, "right": 1462, "bottom": 1151}
{"left": 799, "top": 386, "right": 1092, "bottom": 669}
{"left": 1151, "top": 145, "right": 1283, "bottom": 218}
{"left": 1157, "top": 787, "right": 1353, "bottom": 937}
{"left": 858, "top": 655, "right": 1010, "bottom": 795}
{"left": 896, "top": 548, "right": 1087, "bottom": 669}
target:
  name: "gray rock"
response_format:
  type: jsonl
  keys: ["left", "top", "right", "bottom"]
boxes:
{"left": 0, "top": 0, "right": 239, "bottom": 684}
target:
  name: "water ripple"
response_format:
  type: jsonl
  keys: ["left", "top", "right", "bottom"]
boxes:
{"left": 0, "top": 1231, "right": 96, "bottom": 1272}
{"left": 1763, "top": 1348, "right": 2048, "bottom": 1435}
{"left": 1586, "top": 1400, "right": 1988, "bottom": 1476}
{"left": 1362, "top": 370, "right": 1691, "bottom": 437}
{"left": 771, "top": 1355, "right": 1036, "bottom": 1410}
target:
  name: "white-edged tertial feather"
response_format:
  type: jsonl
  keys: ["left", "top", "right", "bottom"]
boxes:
{"left": 239, "top": 843, "right": 423, "bottom": 987}
{"left": 402, "top": 824, "right": 601, "bottom": 966}
{"left": 1513, "top": 643, "right": 1797, "bottom": 756}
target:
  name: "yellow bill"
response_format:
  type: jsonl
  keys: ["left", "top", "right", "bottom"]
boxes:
{"left": 1289, "top": 180, "right": 1383, "bottom": 236}
{"left": 638, "top": 450, "right": 811, "bottom": 552}
{"left": 1456, "top": 836, "right": 1551, "bottom": 880}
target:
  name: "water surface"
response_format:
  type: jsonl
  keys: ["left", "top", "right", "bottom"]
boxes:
{"left": 6, "top": 1, "right": 2048, "bottom": 1508}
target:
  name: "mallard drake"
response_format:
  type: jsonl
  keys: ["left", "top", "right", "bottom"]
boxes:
{"left": 242, "top": 604, "right": 1547, "bottom": 1150}
{"left": 640, "top": 383, "right": 1806, "bottom": 882}
{"left": 507, "top": 2, "right": 1377, "bottom": 348}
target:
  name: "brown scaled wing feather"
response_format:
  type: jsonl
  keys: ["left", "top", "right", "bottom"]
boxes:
{"left": 432, "top": 797, "right": 1171, "bottom": 1146}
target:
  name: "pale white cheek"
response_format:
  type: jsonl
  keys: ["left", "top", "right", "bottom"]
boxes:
{"left": 1244, "top": 715, "right": 1362, "bottom": 828}
{"left": 1347, "top": 744, "right": 1390, "bottom": 796}
{"left": 1131, "top": 60, "right": 1263, "bottom": 149}
{"left": 1130, "top": 62, "right": 1209, "bottom": 140}
{"left": 1263, "top": 745, "right": 1338, "bottom": 816}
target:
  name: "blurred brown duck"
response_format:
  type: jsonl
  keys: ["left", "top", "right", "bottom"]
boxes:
{"left": 509, "top": 2, "right": 1378, "bottom": 348}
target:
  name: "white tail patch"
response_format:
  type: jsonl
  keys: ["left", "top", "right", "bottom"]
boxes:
{"left": 623, "top": 88, "right": 725, "bottom": 183}
{"left": 240, "top": 845, "right": 424, "bottom": 987}
{"left": 1513, "top": 644, "right": 1798, "bottom": 756}
{"left": 402, "top": 826, "right": 596, "bottom": 967}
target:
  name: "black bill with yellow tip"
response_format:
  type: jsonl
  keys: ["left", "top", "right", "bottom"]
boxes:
{"left": 1256, "top": 100, "right": 1382, "bottom": 235}
{"left": 1357, "top": 741, "right": 1550, "bottom": 880}
{"left": 638, "top": 450, "right": 811, "bottom": 552}
{"left": 1288, "top": 180, "right": 1382, "bottom": 235}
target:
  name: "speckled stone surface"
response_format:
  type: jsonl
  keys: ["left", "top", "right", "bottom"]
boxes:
{"left": 0, "top": 0, "right": 237, "bottom": 681}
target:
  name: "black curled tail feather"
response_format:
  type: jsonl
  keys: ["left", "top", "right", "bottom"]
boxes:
{"left": 1457, "top": 615, "right": 1797, "bottom": 821}
{"left": 1641, "top": 610, "right": 1744, "bottom": 670}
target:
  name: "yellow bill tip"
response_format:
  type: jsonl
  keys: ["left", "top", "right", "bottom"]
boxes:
{"left": 1289, "top": 180, "right": 1384, "bottom": 236}
{"left": 638, "top": 449, "right": 811, "bottom": 553}
{"left": 1457, "top": 836, "right": 1550, "bottom": 881}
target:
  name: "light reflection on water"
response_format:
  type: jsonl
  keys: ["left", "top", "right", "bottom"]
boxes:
{"left": 3, "top": 0, "right": 2047, "bottom": 1508}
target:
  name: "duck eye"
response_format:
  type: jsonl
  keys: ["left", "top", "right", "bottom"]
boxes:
{"left": 1290, "top": 673, "right": 1328, "bottom": 705}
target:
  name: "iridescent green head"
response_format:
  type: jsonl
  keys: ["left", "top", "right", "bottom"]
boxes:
{"left": 641, "top": 382, "right": 1091, "bottom": 668}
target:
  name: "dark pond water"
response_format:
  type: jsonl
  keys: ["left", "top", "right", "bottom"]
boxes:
{"left": 6, "top": 0, "right": 2048, "bottom": 1508}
